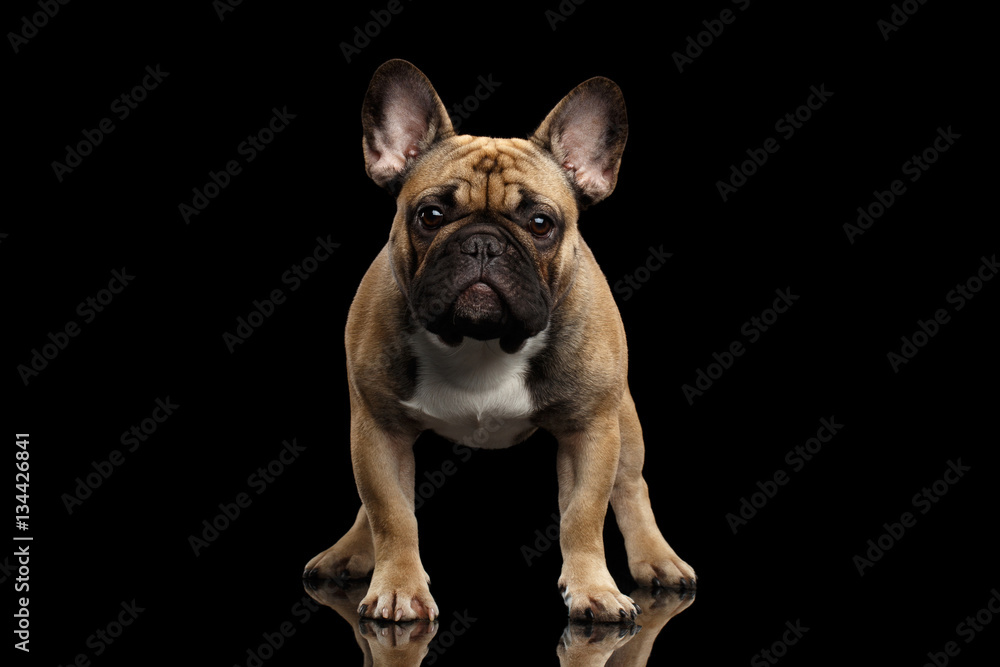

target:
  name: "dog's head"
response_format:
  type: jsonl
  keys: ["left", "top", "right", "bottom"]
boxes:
{"left": 362, "top": 59, "right": 627, "bottom": 353}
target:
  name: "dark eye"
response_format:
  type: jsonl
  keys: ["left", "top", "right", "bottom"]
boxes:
{"left": 417, "top": 206, "right": 445, "bottom": 229}
{"left": 528, "top": 215, "right": 553, "bottom": 237}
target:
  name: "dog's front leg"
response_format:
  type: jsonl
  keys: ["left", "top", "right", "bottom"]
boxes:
{"left": 351, "top": 398, "right": 436, "bottom": 622}
{"left": 556, "top": 414, "right": 640, "bottom": 622}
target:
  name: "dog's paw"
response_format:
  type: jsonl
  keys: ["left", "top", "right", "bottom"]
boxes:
{"left": 303, "top": 543, "right": 374, "bottom": 582}
{"left": 559, "top": 568, "right": 640, "bottom": 623}
{"left": 358, "top": 568, "right": 438, "bottom": 622}
{"left": 630, "top": 553, "right": 697, "bottom": 590}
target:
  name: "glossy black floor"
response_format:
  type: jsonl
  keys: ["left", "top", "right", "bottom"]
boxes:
{"left": 7, "top": 1, "right": 996, "bottom": 665}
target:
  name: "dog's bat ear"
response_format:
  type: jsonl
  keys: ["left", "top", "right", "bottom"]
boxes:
{"left": 362, "top": 59, "right": 455, "bottom": 191}
{"left": 530, "top": 77, "right": 627, "bottom": 207}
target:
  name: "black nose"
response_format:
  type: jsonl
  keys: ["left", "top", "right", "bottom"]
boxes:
{"left": 459, "top": 233, "right": 505, "bottom": 259}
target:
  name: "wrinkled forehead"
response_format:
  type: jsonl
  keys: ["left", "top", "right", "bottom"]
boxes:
{"left": 399, "top": 136, "right": 577, "bottom": 218}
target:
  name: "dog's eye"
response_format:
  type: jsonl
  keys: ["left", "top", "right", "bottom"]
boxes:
{"left": 528, "top": 215, "right": 553, "bottom": 237}
{"left": 417, "top": 206, "right": 445, "bottom": 229}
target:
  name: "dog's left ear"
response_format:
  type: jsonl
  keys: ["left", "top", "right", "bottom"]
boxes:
{"left": 531, "top": 77, "right": 627, "bottom": 207}
{"left": 362, "top": 59, "right": 455, "bottom": 191}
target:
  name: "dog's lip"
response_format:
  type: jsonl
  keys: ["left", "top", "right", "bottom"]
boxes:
{"left": 454, "top": 279, "right": 508, "bottom": 309}
{"left": 453, "top": 280, "right": 505, "bottom": 320}
{"left": 463, "top": 281, "right": 496, "bottom": 296}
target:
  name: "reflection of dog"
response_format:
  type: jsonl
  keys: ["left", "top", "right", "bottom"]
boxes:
{"left": 304, "top": 579, "right": 437, "bottom": 667}
{"left": 304, "top": 579, "right": 694, "bottom": 667}
{"left": 303, "top": 59, "right": 695, "bottom": 622}
{"left": 558, "top": 588, "right": 696, "bottom": 666}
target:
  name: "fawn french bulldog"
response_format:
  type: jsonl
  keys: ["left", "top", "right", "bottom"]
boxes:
{"left": 304, "top": 59, "right": 695, "bottom": 622}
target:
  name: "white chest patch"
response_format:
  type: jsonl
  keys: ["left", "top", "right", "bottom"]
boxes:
{"left": 402, "top": 330, "right": 547, "bottom": 449}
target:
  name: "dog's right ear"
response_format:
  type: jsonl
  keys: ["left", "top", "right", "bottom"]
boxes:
{"left": 362, "top": 59, "right": 455, "bottom": 192}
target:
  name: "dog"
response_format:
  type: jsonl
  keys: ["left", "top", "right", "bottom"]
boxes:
{"left": 303, "top": 59, "right": 695, "bottom": 623}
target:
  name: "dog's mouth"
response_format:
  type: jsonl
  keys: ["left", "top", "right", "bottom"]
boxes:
{"left": 454, "top": 281, "right": 504, "bottom": 328}
{"left": 429, "top": 280, "right": 530, "bottom": 352}
{"left": 410, "top": 229, "right": 552, "bottom": 353}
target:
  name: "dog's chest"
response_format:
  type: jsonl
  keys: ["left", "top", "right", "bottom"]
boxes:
{"left": 401, "top": 332, "right": 545, "bottom": 449}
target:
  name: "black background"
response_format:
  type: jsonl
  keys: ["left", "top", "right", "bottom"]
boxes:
{"left": 5, "top": 0, "right": 996, "bottom": 665}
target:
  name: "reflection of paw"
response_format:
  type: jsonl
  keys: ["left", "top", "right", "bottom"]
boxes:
{"left": 302, "top": 578, "right": 369, "bottom": 621}
{"left": 358, "top": 568, "right": 438, "bottom": 622}
{"left": 627, "top": 586, "right": 696, "bottom": 627}
{"left": 576, "top": 587, "right": 694, "bottom": 666}
{"left": 360, "top": 619, "right": 437, "bottom": 666}
{"left": 559, "top": 567, "right": 641, "bottom": 623}
{"left": 630, "top": 552, "right": 697, "bottom": 590}
{"left": 302, "top": 541, "right": 375, "bottom": 582}
{"left": 360, "top": 618, "right": 437, "bottom": 647}
{"left": 557, "top": 622, "right": 640, "bottom": 666}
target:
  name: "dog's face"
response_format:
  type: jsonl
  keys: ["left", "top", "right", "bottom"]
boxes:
{"left": 395, "top": 136, "right": 576, "bottom": 353}
{"left": 361, "top": 60, "right": 627, "bottom": 353}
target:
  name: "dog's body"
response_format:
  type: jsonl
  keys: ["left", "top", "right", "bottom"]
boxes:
{"left": 304, "top": 60, "right": 695, "bottom": 622}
